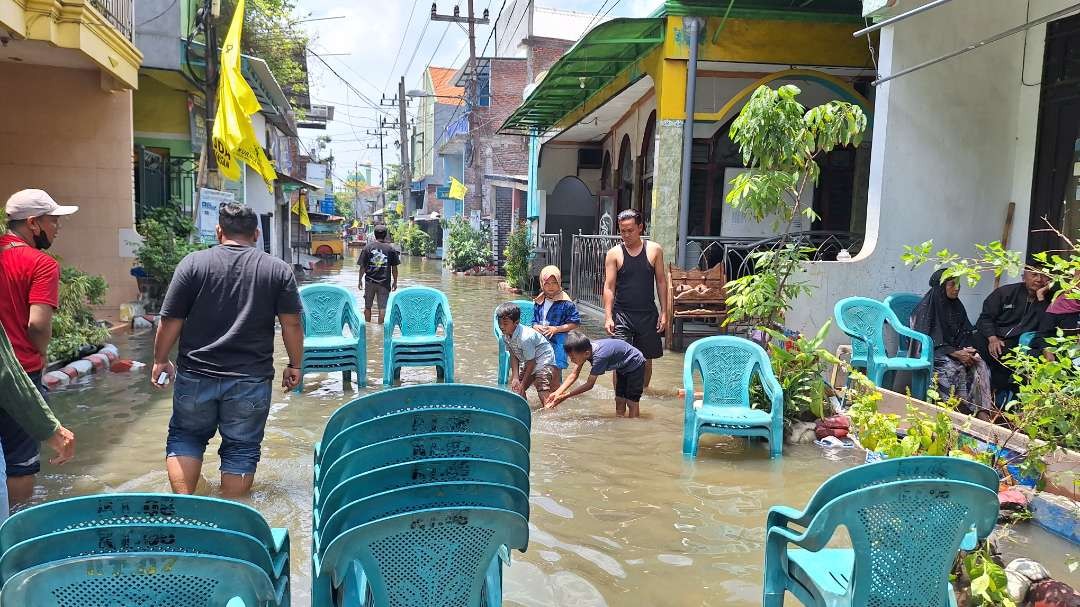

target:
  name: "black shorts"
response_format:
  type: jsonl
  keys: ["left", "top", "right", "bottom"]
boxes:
{"left": 613, "top": 309, "right": 664, "bottom": 359}
{"left": 0, "top": 372, "right": 45, "bottom": 477}
{"left": 614, "top": 364, "right": 646, "bottom": 403}
{"left": 364, "top": 283, "right": 390, "bottom": 311}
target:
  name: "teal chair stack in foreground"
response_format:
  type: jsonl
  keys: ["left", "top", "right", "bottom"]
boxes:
{"left": 682, "top": 336, "right": 785, "bottom": 458}
{"left": 835, "top": 296, "right": 933, "bottom": 399}
{"left": 762, "top": 458, "right": 999, "bottom": 606}
{"left": 493, "top": 300, "right": 535, "bottom": 385}
{"left": 383, "top": 286, "right": 454, "bottom": 385}
{"left": 883, "top": 292, "right": 922, "bottom": 352}
{"left": 297, "top": 283, "right": 367, "bottom": 392}
{"left": 0, "top": 493, "right": 290, "bottom": 606}
{"left": 311, "top": 384, "right": 531, "bottom": 607}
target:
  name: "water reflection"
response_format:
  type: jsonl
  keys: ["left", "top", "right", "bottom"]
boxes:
{"left": 34, "top": 257, "right": 1078, "bottom": 604}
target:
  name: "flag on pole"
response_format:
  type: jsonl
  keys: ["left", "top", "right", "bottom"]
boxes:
{"left": 351, "top": 219, "right": 360, "bottom": 229}
{"left": 212, "top": 0, "right": 277, "bottom": 192}
{"left": 448, "top": 177, "right": 467, "bottom": 200}
{"left": 291, "top": 191, "right": 311, "bottom": 229}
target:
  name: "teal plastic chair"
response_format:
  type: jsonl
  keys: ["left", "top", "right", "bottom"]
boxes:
{"left": 317, "top": 409, "right": 531, "bottom": 479}
{"left": 314, "top": 458, "right": 530, "bottom": 531}
{"left": 315, "top": 432, "right": 531, "bottom": 504}
{"left": 297, "top": 283, "right": 368, "bottom": 391}
{"left": 494, "top": 300, "right": 535, "bottom": 385}
{"left": 0, "top": 493, "right": 289, "bottom": 560}
{"left": 883, "top": 292, "right": 922, "bottom": 352}
{"left": 835, "top": 297, "right": 933, "bottom": 399}
{"left": 766, "top": 456, "right": 1000, "bottom": 550}
{"left": 314, "top": 481, "right": 530, "bottom": 554}
{"left": 314, "top": 385, "right": 531, "bottom": 465}
{"left": 762, "top": 478, "right": 999, "bottom": 607}
{"left": 313, "top": 507, "right": 529, "bottom": 607}
{"left": 682, "top": 336, "right": 785, "bottom": 457}
{"left": 0, "top": 553, "right": 281, "bottom": 607}
{"left": 383, "top": 286, "right": 454, "bottom": 385}
{"left": 0, "top": 525, "right": 288, "bottom": 600}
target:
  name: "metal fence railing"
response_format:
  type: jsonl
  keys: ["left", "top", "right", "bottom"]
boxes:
{"left": 89, "top": 0, "right": 133, "bottom": 39}
{"left": 687, "top": 231, "right": 864, "bottom": 278}
{"left": 538, "top": 231, "right": 563, "bottom": 273}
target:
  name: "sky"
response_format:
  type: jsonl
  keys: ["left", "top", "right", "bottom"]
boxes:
{"left": 294, "top": 0, "right": 660, "bottom": 188}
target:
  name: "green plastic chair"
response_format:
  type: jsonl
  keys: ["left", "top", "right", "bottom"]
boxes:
{"left": 313, "top": 507, "right": 528, "bottom": 607}
{"left": 314, "top": 384, "right": 531, "bottom": 466}
{"left": 883, "top": 292, "right": 922, "bottom": 352}
{"left": 297, "top": 283, "right": 367, "bottom": 391}
{"left": 493, "top": 300, "right": 535, "bottom": 385}
{"left": 317, "top": 409, "right": 531, "bottom": 479}
{"left": 383, "top": 286, "right": 454, "bottom": 385}
{"left": 682, "top": 336, "right": 785, "bottom": 457}
{"left": 762, "top": 478, "right": 998, "bottom": 607}
{"left": 0, "top": 553, "right": 281, "bottom": 607}
{"left": 766, "top": 456, "right": 1000, "bottom": 550}
{"left": 835, "top": 297, "right": 933, "bottom": 399}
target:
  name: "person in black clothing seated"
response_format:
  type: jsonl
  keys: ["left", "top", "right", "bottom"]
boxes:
{"left": 1032, "top": 270, "right": 1080, "bottom": 360}
{"left": 974, "top": 269, "right": 1050, "bottom": 392}
{"left": 912, "top": 269, "right": 995, "bottom": 418}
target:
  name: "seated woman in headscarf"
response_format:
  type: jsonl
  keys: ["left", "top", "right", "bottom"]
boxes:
{"left": 911, "top": 269, "right": 995, "bottom": 418}
{"left": 1032, "top": 269, "right": 1080, "bottom": 360}
{"left": 533, "top": 265, "right": 581, "bottom": 383}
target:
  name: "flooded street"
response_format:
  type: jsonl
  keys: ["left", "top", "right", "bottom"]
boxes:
{"left": 34, "top": 257, "right": 1077, "bottom": 605}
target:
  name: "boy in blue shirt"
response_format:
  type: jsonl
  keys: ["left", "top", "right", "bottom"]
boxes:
{"left": 496, "top": 302, "right": 557, "bottom": 403}
{"left": 546, "top": 330, "right": 646, "bottom": 417}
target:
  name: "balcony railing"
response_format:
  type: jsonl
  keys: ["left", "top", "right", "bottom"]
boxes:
{"left": 89, "top": 0, "right": 133, "bottom": 40}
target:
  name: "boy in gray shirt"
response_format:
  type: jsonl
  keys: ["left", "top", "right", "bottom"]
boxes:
{"left": 495, "top": 302, "right": 556, "bottom": 404}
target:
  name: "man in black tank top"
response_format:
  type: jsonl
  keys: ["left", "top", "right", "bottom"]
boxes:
{"left": 603, "top": 209, "right": 668, "bottom": 387}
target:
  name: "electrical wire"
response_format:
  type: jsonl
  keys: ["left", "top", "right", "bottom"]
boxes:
{"left": 383, "top": 0, "right": 423, "bottom": 92}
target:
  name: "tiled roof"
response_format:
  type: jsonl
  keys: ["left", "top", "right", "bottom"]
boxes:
{"left": 428, "top": 67, "right": 465, "bottom": 105}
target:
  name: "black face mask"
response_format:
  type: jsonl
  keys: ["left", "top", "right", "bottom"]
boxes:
{"left": 33, "top": 231, "right": 52, "bottom": 250}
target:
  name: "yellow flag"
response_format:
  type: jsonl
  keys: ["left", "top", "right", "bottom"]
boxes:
{"left": 290, "top": 191, "right": 311, "bottom": 229}
{"left": 351, "top": 219, "right": 360, "bottom": 229}
{"left": 212, "top": 0, "right": 277, "bottom": 192}
{"left": 448, "top": 177, "right": 467, "bottom": 200}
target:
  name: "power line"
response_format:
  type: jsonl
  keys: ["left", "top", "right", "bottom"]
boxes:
{"left": 383, "top": 0, "right": 423, "bottom": 91}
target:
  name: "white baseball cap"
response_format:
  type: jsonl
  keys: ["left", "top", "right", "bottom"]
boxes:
{"left": 5, "top": 189, "right": 79, "bottom": 221}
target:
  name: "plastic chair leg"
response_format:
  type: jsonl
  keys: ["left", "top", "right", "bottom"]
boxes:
{"left": 483, "top": 554, "right": 503, "bottom": 607}
{"left": 682, "top": 416, "right": 697, "bottom": 456}
{"left": 911, "top": 370, "right": 929, "bottom": 401}
{"left": 770, "top": 423, "right": 784, "bottom": 458}
{"left": 343, "top": 369, "right": 352, "bottom": 386}
{"left": 294, "top": 372, "right": 304, "bottom": 394}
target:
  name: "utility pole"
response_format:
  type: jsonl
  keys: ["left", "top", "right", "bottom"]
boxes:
{"left": 365, "top": 126, "right": 387, "bottom": 212}
{"left": 198, "top": 0, "right": 221, "bottom": 189}
{"left": 397, "top": 77, "right": 410, "bottom": 221}
{"left": 431, "top": 3, "right": 489, "bottom": 217}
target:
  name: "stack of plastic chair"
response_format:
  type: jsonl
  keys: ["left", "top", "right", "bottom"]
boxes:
{"left": 383, "top": 286, "right": 454, "bottom": 385}
{"left": 0, "top": 493, "right": 290, "bottom": 606}
{"left": 682, "top": 336, "right": 785, "bottom": 458}
{"left": 311, "top": 384, "right": 531, "bottom": 606}
{"left": 494, "top": 300, "right": 535, "bottom": 385}
{"left": 297, "top": 283, "right": 367, "bottom": 392}
{"left": 762, "top": 457, "right": 999, "bottom": 606}
{"left": 834, "top": 297, "right": 933, "bottom": 399}
{"left": 883, "top": 292, "right": 922, "bottom": 352}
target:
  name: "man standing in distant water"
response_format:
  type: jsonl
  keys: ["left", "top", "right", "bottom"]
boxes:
{"left": 358, "top": 223, "right": 400, "bottom": 324}
{"left": 152, "top": 203, "right": 304, "bottom": 498}
{"left": 603, "top": 209, "right": 668, "bottom": 388}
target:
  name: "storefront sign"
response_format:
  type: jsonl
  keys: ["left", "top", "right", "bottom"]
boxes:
{"left": 197, "top": 188, "right": 236, "bottom": 243}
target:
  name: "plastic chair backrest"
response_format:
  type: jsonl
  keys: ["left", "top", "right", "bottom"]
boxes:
{"left": 316, "top": 507, "right": 529, "bottom": 607}
{"left": 300, "top": 283, "right": 362, "bottom": 338}
{"left": 387, "top": 286, "right": 451, "bottom": 337}
{"left": 320, "top": 384, "right": 531, "bottom": 448}
{"left": 316, "top": 433, "right": 531, "bottom": 501}
{"left": 1019, "top": 331, "right": 1037, "bottom": 348}
{"left": 884, "top": 293, "right": 921, "bottom": 328}
{"left": 316, "top": 482, "right": 530, "bottom": 554}
{"left": 316, "top": 458, "right": 530, "bottom": 529}
{"left": 0, "top": 553, "right": 280, "bottom": 607}
{"left": 0, "top": 493, "right": 280, "bottom": 555}
{"left": 835, "top": 297, "right": 892, "bottom": 362}
{"left": 492, "top": 300, "right": 535, "bottom": 339}
{"left": 684, "top": 336, "right": 771, "bottom": 408}
{"left": 782, "top": 456, "right": 999, "bottom": 529}
{"left": 0, "top": 525, "right": 277, "bottom": 585}
{"left": 809, "top": 479, "right": 998, "bottom": 606}
{"left": 320, "top": 409, "right": 531, "bottom": 470}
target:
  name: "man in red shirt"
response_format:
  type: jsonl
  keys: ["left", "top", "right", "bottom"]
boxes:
{"left": 0, "top": 189, "right": 78, "bottom": 506}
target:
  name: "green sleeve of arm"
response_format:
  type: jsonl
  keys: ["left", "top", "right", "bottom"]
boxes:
{"left": 0, "top": 327, "right": 59, "bottom": 441}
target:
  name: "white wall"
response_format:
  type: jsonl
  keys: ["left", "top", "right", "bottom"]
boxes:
{"left": 789, "top": 0, "right": 1066, "bottom": 345}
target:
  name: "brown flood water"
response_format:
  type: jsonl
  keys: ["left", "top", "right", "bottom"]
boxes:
{"left": 33, "top": 256, "right": 1078, "bottom": 604}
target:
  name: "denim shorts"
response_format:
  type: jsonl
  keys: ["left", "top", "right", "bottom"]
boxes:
{"left": 166, "top": 370, "right": 273, "bottom": 475}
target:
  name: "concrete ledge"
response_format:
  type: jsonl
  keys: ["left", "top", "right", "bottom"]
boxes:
{"left": 1029, "top": 492, "right": 1080, "bottom": 544}
{"left": 41, "top": 343, "right": 121, "bottom": 389}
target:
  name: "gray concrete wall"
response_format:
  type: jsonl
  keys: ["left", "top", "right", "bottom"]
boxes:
{"left": 134, "top": 0, "right": 182, "bottom": 71}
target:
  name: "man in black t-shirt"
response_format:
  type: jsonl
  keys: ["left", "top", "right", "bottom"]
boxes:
{"left": 152, "top": 203, "right": 304, "bottom": 498}
{"left": 358, "top": 223, "right": 400, "bottom": 324}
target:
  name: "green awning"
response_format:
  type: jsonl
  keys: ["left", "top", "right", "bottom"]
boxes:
{"left": 655, "top": 0, "right": 862, "bottom": 19}
{"left": 499, "top": 18, "right": 665, "bottom": 136}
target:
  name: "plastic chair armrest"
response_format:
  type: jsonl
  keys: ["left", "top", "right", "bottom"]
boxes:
{"left": 759, "top": 367, "right": 785, "bottom": 422}
{"left": 271, "top": 528, "right": 288, "bottom": 554}
{"left": 892, "top": 318, "right": 933, "bottom": 361}
{"left": 765, "top": 505, "right": 807, "bottom": 532}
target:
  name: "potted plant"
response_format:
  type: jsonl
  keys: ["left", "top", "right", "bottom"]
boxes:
{"left": 133, "top": 207, "right": 205, "bottom": 310}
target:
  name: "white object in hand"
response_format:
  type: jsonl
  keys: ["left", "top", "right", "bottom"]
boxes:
{"left": 157, "top": 371, "right": 170, "bottom": 386}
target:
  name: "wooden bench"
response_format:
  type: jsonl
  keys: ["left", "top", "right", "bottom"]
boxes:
{"left": 665, "top": 263, "right": 728, "bottom": 351}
